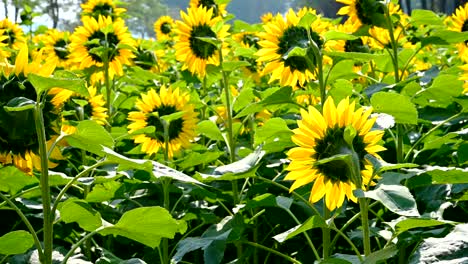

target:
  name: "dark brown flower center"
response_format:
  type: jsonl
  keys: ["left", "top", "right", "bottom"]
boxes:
{"left": 146, "top": 105, "right": 184, "bottom": 141}
{"left": 84, "top": 30, "right": 120, "bottom": 62}
{"left": 54, "top": 38, "right": 70, "bottom": 60}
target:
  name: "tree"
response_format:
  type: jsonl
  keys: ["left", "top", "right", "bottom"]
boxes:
{"left": 122, "top": 0, "right": 169, "bottom": 39}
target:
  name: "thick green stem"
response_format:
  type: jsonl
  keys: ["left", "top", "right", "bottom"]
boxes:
{"left": 0, "top": 192, "right": 44, "bottom": 261}
{"left": 242, "top": 241, "right": 302, "bottom": 264}
{"left": 359, "top": 197, "right": 371, "bottom": 256}
{"left": 322, "top": 206, "right": 330, "bottom": 259}
{"left": 34, "top": 101, "right": 52, "bottom": 264}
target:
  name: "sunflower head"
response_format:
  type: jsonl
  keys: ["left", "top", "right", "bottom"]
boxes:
{"left": 0, "top": 18, "right": 26, "bottom": 57}
{"left": 189, "top": 0, "right": 227, "bottom": 18}
{"left": 255, "top": 8, "right": 328, "bottom": 88}
{"left": 42, "top": 29, "right": 72, "bottom": 68}
{"left": 69, "top": 15, "right": 135, "bottom": 77}
{"left": 81, "top": 0, "right": 126, "bottom": 20}
{"left": 336, "top": 0, "right": 386, "bottom": 27}
{"left": 127, "top": 86, "right": 198, "bottom": 159}
{"left": 174, "top": 6, "right": 230, "bottom": 77}
{"left": 154, "top": 16, "right": 175, "bottom": 41}
{"left": 285, "top": 96, "right": 385, "bottom": 211}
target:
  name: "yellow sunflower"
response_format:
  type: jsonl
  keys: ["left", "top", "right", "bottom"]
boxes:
{"left": 285, "top": 97, "right": 385, "bottom": 211}
{"left": 189, "top": 0, "right": 227, "bottom": 17}
{"left": 255, "top": 8, "right": 328, "bottom": 88}
{"left": 49, "top": 86, "right": 108, "bottom": 134}
{"left": 368, "top": 26, "right": 405, "bottom": 50}
{"left": 42, "top": 29, "right": 72, "bottom": 68}
{"left": 154, "top": 16, "right": 175, "bottom": 41}
{"left": 81, "top": 0, "right": 126, "bottom": 20}
{"left": 127, "top": 86, "right": 198, "bottom": 159}
{"left": 0, "top": 18, "right": 26, "bottom": 58}
{"left": 448, "top": 3, "right": 468, "bottom": 62}
{"left": 69, "top": 15, "right": 136, "bottom": 78}
{"left": 0, "top": 45, "right": 62, "bottom": 174}
{"left": 174, "top": 6, "right": 230, "bottom": 78}
{"left": 261, "top": 12, "right": 274, "bottom": 23}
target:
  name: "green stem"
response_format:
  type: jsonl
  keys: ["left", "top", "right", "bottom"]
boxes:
{"left": 0, "top": 192, "right": 44, "bottom": 261}
{"left": 359, "top": 197, "right": 371, "bottom": 256}
{"left": 322, "top": 206, "right": 330, "bottom": 259}
{"left": 396, "top": 124, "right": 404, "bottom": 164}
{"left": 62, "top": 227, "right": 103, "bottom": 264}
{"left": 330, "top": 226, "right": 364, "bottom": 262}
{"left": 34, "top": 100, "right": 52, "bottom": 264}
{"left": 285, "top": 209, "right": 320, "bottom": 261}
{"left": 242, "top": 241, "right": 302, "bottom": 264}
{"left": 104, "top": 54, "right": 112, "bottom": 130}
{"left": 0, "top": 186, "right": 41, "bottom": 209}
{"left": 308, "top": 33, "right": 325, "bottom": 105}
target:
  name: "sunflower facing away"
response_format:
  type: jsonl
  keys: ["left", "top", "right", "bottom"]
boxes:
{"left": 69, "top": 15, "right": 135, "bottom": 78}
{"left": 42, "top": 29, "right": 72, "bottom": 68}
{"left": 154, "top": 16, "right": 175, "bottom": 41}
{"left": 81, "top": 0, "right": 126, "bottom": 20}
{"left": 189, "top": 0, "right": 227, "bottom": 18}
{"left": 174, "top": 6, "right": 230, "bottom": 77}
{"left": 448, "top": 3, "right": 468, "bottom": 62}
{"left": 285, "top": 97, "right": 385, "bottom": 211}
{"left": 49, "top": 86, "right": 108, "bottom": 135}
{"left": 255, "top": 8, "right": 328, "bottom": 88}
{"left": 336, "top": 0, "right": 385, "bottom": 27}
{"left": 127, "top": 86, "right": 198, "bottom": 159}
{"left": 0, "top": 45, "right": 62, "bottom": 174}
{"left": 0, "top": 18, "right": 26, "bottom": 58}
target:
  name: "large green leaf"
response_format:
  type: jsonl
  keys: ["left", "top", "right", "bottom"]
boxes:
{"left": 196, "top": 147, "right": 265, "bottom": 181}
{"left": 254, "top": 118, "right": 294, "bottom": 153}
{"left": 407, "top": 166, "right": 468, "bottom": 188}
{"left": 236, "top": 87, "right": 293, "bottom": 118}
{"left": 371, "top": 92, "right": 418, "bottom": 124}
{"left": 273, "top": 215, "right": 327, "bottom": 243}
{"left": 356, "top": 184, "right": 420, "bottom": 217}
{"left": 196, "top": 120, "right": 224, "bottom": 141}
{"left": 363, "top": 244, "right": 398, "bottom": 264}
{"left": 0, "top": 231, "right": 34, "bottom": 255}
{"left": 413, "top": 74, "right": 463, "bottom": 108}
{"left": 410, "top": 9, "right": 444, "bottom": 26}
{"left": 65, "top": 120, "right": 114, "bottom": 156}
{"left": 365, "top": 154, "right": 418, "bottom": 174}
{"left": 394, "top": 218, "right": 448, "bottom": 235}
{"left": 86, "top": 181, "right": 123, "bottom": 203}
{"left": 99, "top": 206, "right": 187, "bottom": 248}
{"left": 28, "top": 73, "right": 88, "bottom": 97}
{"left": 59, "top": 199, "right": 103, "bottom": 232}
{"left": 0, "top": 166, "right": 38, "bottom": 195}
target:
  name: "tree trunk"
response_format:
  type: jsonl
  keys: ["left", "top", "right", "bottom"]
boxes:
{"left": 3, "top": 0, "right": 8, "bottom": 18}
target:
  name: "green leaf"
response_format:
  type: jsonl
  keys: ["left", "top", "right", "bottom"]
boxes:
{"left": 363, "top": 244, "right": 398, "bottom": 264}
{"left": 406, "top": 166, "right": 468, "bottom": 188}
{"left": 458, "top": 143, "right": 468, "bottom": 164}
{"left": 326, "top": 51, "right": 386, "bottom": 61}
{"left": 49, "top": 171, "right": 75, "bottom": 187}
{"left": 100, "top": 206, "right": 187, "bottom": 248}
{"left": 86, "top": 181, "right": 122, "bottom": 203}
{"left": 365, "top": 154, "right": 418, "bottom": 173}
{"left": 102, "top": 147, "right": 153, "bottom": 172}
{"left": 195, "top": 37, "right": 221, "bottom": 48}
{"left": 329, "top": 79, "right": 355, "bottom": 102}
{"left": 357, "top": 184, "right": 420, "bottom": 217}
{"left": 59, "top": 199, "right": 103, "bottom": 231}
{"left": 254, "top": 118, "right": 293, "bottom": 152}
{"left": 65, "top": 120, "right": 114, "bottom": 156}
{"left": 394, "top": 218, "right": 448, "bottom": 235}
{"left": 276, "top": 196, "right": 293, "bottom": 211}
{"left": 236, "top": 87, "right": 293, "bottom": 118}
{"left": 283, "top": 46, "right": 307, "bottom": 60}
{"left": 151, "top": 160, "right": 204, "bottom": 185}
{"left": 371, "top": 92, "right": 418, "bottom": 124}
{"left": 273, "top": 215, "right": 327, "bottom": 243}
{"left": 197, "top": 120, "right": 224, "bottom": 141}
{"left": 3, "top": 97, "right": 35, "bottom": 112}
{"left": 222, "top": 61, "right": 251, "bottom": 72}
{"left": 421, "top": 30, "right": 468, "bottom": 46}
{"left": 176, "top": 150, "right": 224, "bottom": 170}
{"left": 324, "top": 31, "right": 358, "bottom": 42}
{"left": 196, "top": 147, "right": 265, "bottom": 182}
{"left": 0, "top": 231, "right": 34, "bottom": 255}
{"left": 410, "top": 9, "right": 444, "bottom": 26}
{"left": 160, "top": 111, "right": 185, "bottom": 124}
{"left": 298, "top": 12, "right": 317, "bottom": 28}
{"left": 413, "top": 74, "right": 463, "bottom": 108}
{"left": 0, "top": 166, "right": 38, "bottom": 195}
{"left": 28, "top": 73, "right": 88, "bottom": 97}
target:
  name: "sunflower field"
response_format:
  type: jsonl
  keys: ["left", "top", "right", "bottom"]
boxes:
{"left": 1, "top": 0, "right": 468, "bottom": 263}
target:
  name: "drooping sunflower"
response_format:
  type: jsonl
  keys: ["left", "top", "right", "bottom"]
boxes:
{"left": 285, "top": 97, "right": 385, "bottom": 211}
{"left": 127, "top": 86, "right": 198, "bottom": 159}
{"left": 174, "top": 6, "right": 230, "bottom": 78}
{"left": 42, "top": 29, "right": 72, "bottom": 68}
{"left": 448, "top": 3, "right": 468, "bottom": 62}
{"left": 81, "top": 0, "right": 126, "bottom": 20}
{"left": 189, "top": 0, "right": 227, "bottom": 17}
{"left": 255, "top": 8, "right": 328, "bottom": 88}
{"left": 154, "top": 16, "right": 175, "bottom": 41}
{"left": 0, "top": 18, "right": 26, "bottom": 58}
{"left": 0, "top": 45, "right": 62, "bottom": 174}
{"left": 69, "top": 15, "right": 136, "bottom": 78}
{"left": 49, "top": 86, "right": 108, "bottom": 134}
{"left": 336, "top": 0, "right": 386, "bottom": 27}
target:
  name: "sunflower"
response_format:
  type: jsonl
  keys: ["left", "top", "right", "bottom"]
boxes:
{"left": 189, "top": 0, "right": 227, "bottom": 17}
{"left": 42, "top": 29, "right": 72, "bottom": 68}
{"left": 0, "top": 18, "right": 27, "bottom": 58}
{"left": 0, "top": 45, "right": 62, "bottom": 174}
{"left": 285, "top": 97, "right": 385, "bottom": 211}
{"left": 81, "top": 0, "right": 126, "bottom": 20}
{"left": 127, "top": 86, "right": 198, "bottom": 159}
{"left": 336, "top": 0, "right": 386, "bottom": 27}
{"left": 69, "top": 15, "right": 135, "bottom": 78}
{"left": 233, "top": 31, "right": 262, "bottom": 81}
{"left": 448, "top": 3, "right": 468, "bottom": 62}
{"left": 49, "top": 86, "right": 108, "bottom": 134}
{"left": 154, "top": 16, "right": 175, "bottom": 41}
{"left": 174, "top": 6, "right": 230, "bottom": 78}
{"left": 367, "top": 26, "right": 405, "bottom": 50}
{"left": 261, "top": 12, "right": 274, "bottom": 23}
{"left": 255, "top": 8, "right": 328, "bottom": 88}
